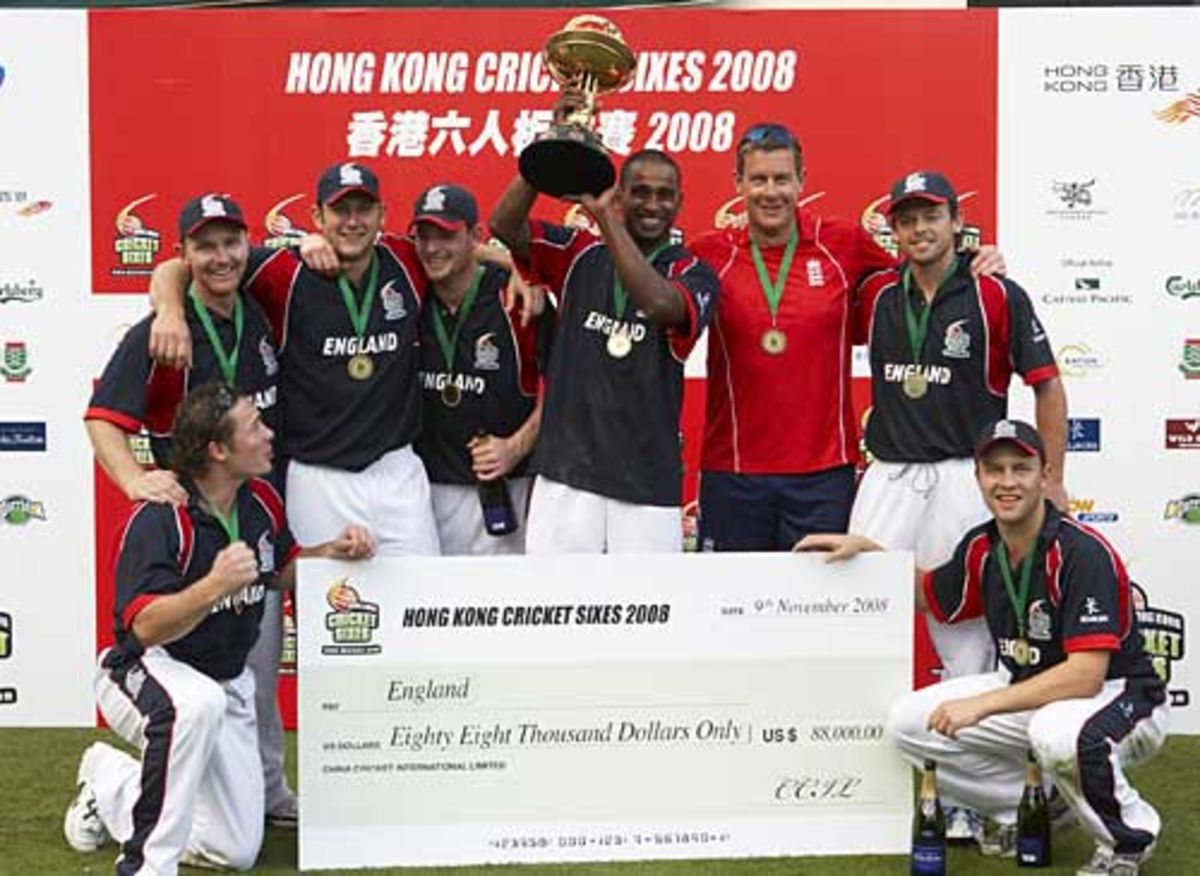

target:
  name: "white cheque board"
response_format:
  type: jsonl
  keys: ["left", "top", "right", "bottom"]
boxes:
{"left": 297, "top": 552, "right": 914, "bottom": 870}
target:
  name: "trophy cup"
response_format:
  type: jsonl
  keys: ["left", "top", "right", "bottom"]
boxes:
{"left": 519, "top": 15, "right": 637, "bottom": 199}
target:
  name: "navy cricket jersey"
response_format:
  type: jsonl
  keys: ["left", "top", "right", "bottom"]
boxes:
{"left": 858, "top": 257, "right": 1059, "bottom": 462}
{"left": 106, "top": 478, "right": 299, "bottom": 681}
{"left": 85, "top": 294, "right": 279, "bottom": 468}
{"left": 415, "top": 262, "right": 550, "bottom": 485}
{"left": 521, "top": 220, "right": 719, "bottom": 507}
{"left": 924, "top": 502, "right": 1159, "bottom": 684}
{"left": 243, "top": 236, "right": 425, "bottom": 472}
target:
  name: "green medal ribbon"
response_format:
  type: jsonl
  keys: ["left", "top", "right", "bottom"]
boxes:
{"left": 189, "top": 283, "right": 244, "bottom": 387}
{"left": 612, "top": 242, "right": 672, "bottom": 318}
{"left": 209, "top": 502, "right": 240, "bottom": 545}
{"left": 430, "top": 266, "right": 485, "bottom": 370}
{"left": 336, "top": 252, "right": 380, "bottom": 344}
{"left": 901, "top": 258, "right": 960, "bottom": 365}
{"left": 995, "top": 541, "right": 1035, "bottom": 638}
{"left": 750, "top": 226, "right": 799, "bottom": 323}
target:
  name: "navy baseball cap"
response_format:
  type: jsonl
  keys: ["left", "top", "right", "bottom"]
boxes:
{"left": 974, "top": 419, "right": 1045, "bottom": 463}
{"left": 178, "top": 194, "right": 247, "bottom": 239}
{"left": 411, "top": 184, "right": 479, "bottom": 231}
{"left": 317, "top": 162, "right": 381, "bottom": 205}
{"left": 886, "top": 171, "right": 958, "bottom": 215}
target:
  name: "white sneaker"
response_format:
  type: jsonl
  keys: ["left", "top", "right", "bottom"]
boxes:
{"left": 63, "top": 743, "right": 111, "bottom": 852}
{"left": 1076, "top": 842, "right": 1155, "bottom": 876}
{"left": 265, "top": 794, "right": 298, "bottom": 829}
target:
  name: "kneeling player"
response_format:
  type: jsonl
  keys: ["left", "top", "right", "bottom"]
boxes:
{"left": 64, "top": 383, "right": 372, "bottom": 873}
{"left": 798, "top": 420, "right": 1168, "bottom": 876}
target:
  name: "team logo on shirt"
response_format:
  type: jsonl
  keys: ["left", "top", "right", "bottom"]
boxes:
{"left": 257, "top": 532, "right": 275, "bottom": 575}
{"left": 805, "top": 259, "right": 825, "bottom": 287}
{"left": 1079, "top": 596, "right": 1110, "bottom": 625}
{"left": 112, "top": 194, "right": 162, "bottom": 275}
{"left": 1027, "top": 600, "right": 1053, "bottom": 641}
{"left": 380, "top": 281, "right": 407, "bottom": 321}
{"left": 941, "top": 319, "right": 971, "bottom": 359}
{"left": 583, "top": 311, "right": 648, "bottom": 346}
{"left": 322, "top": 332, "right": 399, "bottom": 358}
{"left": 882, "top": 363, "right": 951, "bottom": 388}
{"left": 259, "top": 335, "right": 279, "bottom": 377}
{"left": 0, "top": 494, "right": 45, "bottom": 525}
{"left": 1132, "top": 582, "right": 1188, "bottom": 707}
{"left": 322, "top": 578, "right": 382, "bottom": 656}
{"left": 473, "top": 333, "right": 501, "bottom": 371}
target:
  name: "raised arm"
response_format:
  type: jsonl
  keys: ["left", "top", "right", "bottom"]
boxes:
{"left": 148, "top": 258, "right": 193, "bottom": 368}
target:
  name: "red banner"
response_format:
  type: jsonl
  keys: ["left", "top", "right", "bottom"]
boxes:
{"left": 88, "top": 7, "right": 999, "bottom": 722}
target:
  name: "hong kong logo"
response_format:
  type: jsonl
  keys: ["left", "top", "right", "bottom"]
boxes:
{"left": 322, "top": 578, "right": 381, "bottom": 655}
{"left": 1180, "top": 339, "right": 1200, "bottom": 379}
{"left": 1, "top": 341, "right": 31, "bottom": 382}
{"left": 1154, "top": 90, "right": 1200, "bottom": 126}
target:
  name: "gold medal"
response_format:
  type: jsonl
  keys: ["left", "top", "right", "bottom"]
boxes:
{"left": 761, "top": 327, "right": 787, "bottom": 355}
{"left": 347, "top": 353, "right": 374, "bottom": 381}
{"left": 607, "top": 331, "right": 633, "bottom": 359}
{"left": 902, "top": 371, "right": 928, "bottom": 399}
{"left": 1011, "top": 637, "right": 1030, "bottom": 667}
{"left": 441, "top": 383, "right": 462, "bottom": 408}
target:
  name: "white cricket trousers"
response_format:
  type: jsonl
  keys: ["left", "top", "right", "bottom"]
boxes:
{"left": 287, "top": 444, "right": 440, "bottom": 556}
{"left": 525, "top": 475, "right": 682, "bottom": 554}
{"left": 850, "top": 458, "right": 995, "bottom": 677}
{"left": 429, "top": 477, "right": 532, "bottom": 555}
{"left": 91, "top": 647, "right": 264, "bottom": 875}
{"left": 887, "top": 671, "right": 1169, "bottom": 854}
{"left": 243, "top": 589, "right": 291, "bottom": 814}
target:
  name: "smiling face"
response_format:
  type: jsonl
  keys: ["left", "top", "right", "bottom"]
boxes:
{"left": 181, "top": 221, "right": 249, "bottom": 299}
{"left": 737, "top": 147, "right": 803, "bottom": 243}
{"left": 976, "top": 443, "right": 1047, "bottom": 528}
{"left": 313, "top": 192, "right": 384, "bottom": 265}
{"left": 889, "top": 200, "right": 963, "bottom": 269}
{"left": 619, "top": 158, "right": 681, "bottom": 249}
{"left": 413, "top": 221, "right": 476, "bottom": 287}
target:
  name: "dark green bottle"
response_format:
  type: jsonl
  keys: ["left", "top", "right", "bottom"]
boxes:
{"left": 1016, "top": 751, "right": 1051, "bottom": 867}
{"left": 911, "top": 760, "right": 946, "bottom": 875}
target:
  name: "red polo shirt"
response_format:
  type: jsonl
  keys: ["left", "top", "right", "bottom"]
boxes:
{"left": 692, "top": 210, "right": 894, "bottom": 474}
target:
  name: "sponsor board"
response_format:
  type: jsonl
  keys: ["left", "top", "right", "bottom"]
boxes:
{"left": 1066, "top": 418, "right": 1100, "bottom": 452}
{"left": 1068, "top": 498, "right": 1118, "bottom": 525}
{"left": 0, "top": 422, "right": 46, "bottom": 452}
{"left": 1165, "top": 418, "right": 1200, "bottom": 450}
{"left": 1163, "top": 493, "right": 1200, "bottom": 525}
{"left": 1057, "top": 343, "right": 1104, "bottom": 378}
{"left": 1133, "top": 583, "right": 1188, "bottom": 709}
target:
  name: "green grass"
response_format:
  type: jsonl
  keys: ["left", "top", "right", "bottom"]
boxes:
{"left": 5, "top": 729, "right": 1195, "bottom": 874}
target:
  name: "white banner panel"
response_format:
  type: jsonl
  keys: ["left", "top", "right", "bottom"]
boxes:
{"left": 0, "top": 11, "right": 95, "bottom": 726}
{"left": 297, "top": 552, "right": 913, "bottom": 870}
{"left": 999, "top": 9, "right": 1200, "bottom": 731}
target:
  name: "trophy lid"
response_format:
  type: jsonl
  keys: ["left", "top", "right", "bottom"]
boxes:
{"left": 545, "top": 15, "right": 636, "bottom": 91}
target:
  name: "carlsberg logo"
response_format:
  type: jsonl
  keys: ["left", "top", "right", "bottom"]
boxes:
{"left": 1166, "top": 276, "right": 1200, "bottom": 300}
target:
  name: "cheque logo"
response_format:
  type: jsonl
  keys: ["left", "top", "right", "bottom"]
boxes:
{"left": 860, "top": 190, "right": 979, "bottom": 259}
{"left": 1, "top": 494, "right": 46, "bottom": 526}
{"left": 113, "top": 194, "right": 161, "bottom": 275}
{"left": 1155, "top": 90, "right": 1200, "bottom": 126}
{"left": 774, "top": 773, "right": 863, "bottom": 804}
{"left": 322, "top": 577, "right": 382, "bottom": 656}
{"left": 1132, "top": 582, "right": 1188, "bottom": 708}
{"left": 263, "top": 194, "right": 308, "bottom": 249}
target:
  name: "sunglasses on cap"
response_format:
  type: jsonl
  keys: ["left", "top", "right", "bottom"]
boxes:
{"left": 738, "top": 123, "right": 798, "bottom": 148}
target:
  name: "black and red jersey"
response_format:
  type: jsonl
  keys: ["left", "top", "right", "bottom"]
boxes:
{"left": 520, "top": 219, "right": 719, "bottom": 507}
{"left": 858, "top": 257, "right": 1059, "bottom": 462}
{"left": 415, "top": 262, "right": 550, "bottom": 485}
{"left": 243, "top": 235, "right": 425, "bottom": 472}
{"left": 107, "top": 477, "right": 299, "bottom": 681}
{"left": 85, "top": 294, "right": 279, "bottom": 469}
{"left": 924, "top": 502, "right": 1157, "bottom": 683}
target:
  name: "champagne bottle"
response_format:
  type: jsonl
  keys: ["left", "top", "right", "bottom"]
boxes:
{"left": 472, "top": 431, "right": 518, "bottom": 536}
{"left": 911, "top": 760, "right": 946, "bottom": 875}
{"left": 1016, "top": 751, "right": 1051, "bottom": 867}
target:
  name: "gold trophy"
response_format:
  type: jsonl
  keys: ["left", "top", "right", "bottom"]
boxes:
{"left": 519, "top": 15, "right": 637, "bottom": 199}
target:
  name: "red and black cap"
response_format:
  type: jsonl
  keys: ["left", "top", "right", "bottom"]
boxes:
{"left": 886, "top": 171, "right": 958, "bottom": 215}
{"left": 411, "top": 184, "right": 479, "bottom": 231}
{"left": 178, "top": 194, "right": 247, "bottom": 239}
{"left": 974, "top": 419, "right": 1045, "bottom": 462}
{"left": 316, "top": 162, "right": 381, "bottom": 205}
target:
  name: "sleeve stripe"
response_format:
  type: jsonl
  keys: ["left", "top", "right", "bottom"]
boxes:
{"left": 1065, "top": 633, "right": 1121, "bottom": 653}
{"left": 922, "top": 571, "right": 948, "bottom": 623}
{"left": 1023, "top": 364, "right": 1060, "bottom": 386}
{"left": 977, "top": 274, "right": 1012, "bottom": 398}
{"left": 948, "top": 533, "right": 989, "bottom": 623}
{"left": 249, "top": 478, "right": 286, "bottom": 533}
{"left": 1061, "top": 517, "right": 1133, "bottom": 639}
{"left": 121, "top": 593, "right": 160, "bottom": 630}
{"left": 174, "top": 506, "right": 195, "bottom": 574}
{"left": 667, "top": 278, "right": 700, "bottom": 364}
{"left": 84, "top": 406, "right": 143, "bottom": 433}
